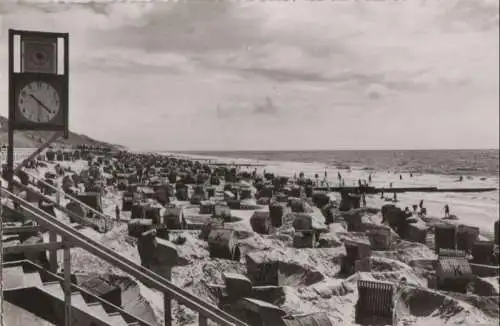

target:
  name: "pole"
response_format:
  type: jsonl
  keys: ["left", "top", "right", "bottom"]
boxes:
{"left": 2, "top": 28, "right": 16, "bottom": 326}
{"left": 64, "top": 244, "right": 72, "bottom": 326}
{"left": 14, "top": 132, "right": 62, "bottom": 174}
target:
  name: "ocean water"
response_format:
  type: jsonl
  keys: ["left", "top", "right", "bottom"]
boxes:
{"left": 180, "top": 150, "right": 499, "bottom": 177}
{"left": 167, "top": 149, "right": 499, "bottom": 236}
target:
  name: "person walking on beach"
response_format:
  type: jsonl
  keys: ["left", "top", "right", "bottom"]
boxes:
{"left": 368, "top": 174, "right": 372, "bottom": 183}
{"left": 444, "top": 204, "right": 450, "bottom": 218}
{"left": 115, "top": 205, "right": 120, "bottom": 221}
{"left": 399, "top": 174, "right": 403, "bottom": 180}
{"left": 362, "top": 194, "right": 366, "bottom": 207}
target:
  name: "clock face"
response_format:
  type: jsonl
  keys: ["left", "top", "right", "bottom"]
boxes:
{"left": 17, "top": 81, "right": 60, "bottom": 123}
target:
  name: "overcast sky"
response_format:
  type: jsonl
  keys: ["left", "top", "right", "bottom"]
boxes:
{"left": 0, "top": 0, "right": 498, "bottom": 151}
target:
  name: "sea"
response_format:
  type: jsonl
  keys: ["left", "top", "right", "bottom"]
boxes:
{"left": 178, "top": 149, "right": 500, "bottom": 177}
{"left": 166, "top": 149, "right": 499, "bottom": 236}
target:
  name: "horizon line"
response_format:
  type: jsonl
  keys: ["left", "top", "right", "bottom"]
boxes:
{"left": 149, "top": 148, "right": 500, "bottom": 152}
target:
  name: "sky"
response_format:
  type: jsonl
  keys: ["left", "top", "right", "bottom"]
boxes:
{"left": 0, "top": 0, "right": 498, "bottom": 151}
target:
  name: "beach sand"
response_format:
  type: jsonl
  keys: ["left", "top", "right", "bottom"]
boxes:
{"left": 5, "top": 154, "right": 499, "bottom": 326}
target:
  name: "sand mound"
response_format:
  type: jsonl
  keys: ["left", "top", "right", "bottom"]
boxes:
{"left": 396, "top": 286, "right": 499, "bottom": 324}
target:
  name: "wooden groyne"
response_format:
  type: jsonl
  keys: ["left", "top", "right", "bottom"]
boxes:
{"left": 313, "top": 186, "right": 497, "bottom": 194}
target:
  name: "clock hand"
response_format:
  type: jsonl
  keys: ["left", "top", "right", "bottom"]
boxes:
{"left": 30, "top": 94, "right": 53, "bottom": 114}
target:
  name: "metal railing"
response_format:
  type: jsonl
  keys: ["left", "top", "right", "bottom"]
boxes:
{"left": 1, "top": 186, "right": 248, "bottom": 326}
{"left": 20, "top": 168, "right": 114, "bottom": 232}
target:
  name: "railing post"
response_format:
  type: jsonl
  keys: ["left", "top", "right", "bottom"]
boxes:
{"left": 164, "top": 267, "right": 172, "bottom": 326}
{"left": 63, "top": 243, "right": 72, "bottom": 326}
{"left": 199, "top": 314, "right": 208, "bottom": 326}
{"left": 49, "top": 230, "right": 58, "bottom": 272}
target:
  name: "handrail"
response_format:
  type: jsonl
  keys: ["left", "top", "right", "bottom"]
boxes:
{"left": 13, "top": 179, "right": 111, "bottom": 233}
{"left": 1, "top": 186, "right": 248, "bottom": 326}
{"left": 21, "top": 168, "right": 114, "bottom": 232}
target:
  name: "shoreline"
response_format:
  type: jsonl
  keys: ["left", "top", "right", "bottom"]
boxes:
{"left": 151, "top": 150, "right": 498, "bottom": 237}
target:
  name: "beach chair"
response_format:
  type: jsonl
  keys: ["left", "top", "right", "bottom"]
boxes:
{"left": 199, "top": 201, "right": 214, "bottom": 215}
{"left": 471, "top": 240, "right": 496, "bottom": 265}
{"left": 341, "top": 241, "right": 372, "bottom": 276}
{"left": 250, "top": 211, "right": 272, "bottom": 235}
{"left": 269, "top": 202, "right": 286, "bottom": 227}
{"left": 355, "top": 280, "right": 394, "bottom": 325}
{"left": 367, "top": 225, "right": 392, "bottom": 250}
{"left": 163, "top": 203, "right": 183, "bottom": 229}
{"left": 456, "top": 225, "right": 480, "bottom": 253}
{"left": 127, "top": 219, "right": 153, "bottom": 238}
{"left": 311, "top": 191, "right": 330, "bottom": 209}
{"left": 292, "top": 231, "right": 316, "bottom": 248}
{"left": 339, "top": 191, "right": 361, "bottom": 211}
{"left": 213, "top": 202, "right": 232, "bottom": 221}
{"left": 175, "top": 187, "right": 189, "bottom": 201}
{"left": 130, "top": 202, "right": 146, "bottom": 220}
{"left": 190, "top": 194, "right": 203, "bottom": 205}
{"left": 406, "top": 222, "right": 428, "bottom": 244}
{"left": 145, "top": 206, "right": 161, "bottom": 225}
{"left": 434, "top": 224, "right": 457, "bottom": 254}
{"left": 288, "top": 186, "right": 305, "bottom": 199}
{"left": 438, "top": 248, "right": 467, "bottom": 258}
{"left": 207, "top": 228, "right": 240, "bottom": 261}
{"left": 240, "top": 188, "right": 252, "bottom": 200}
{"left": 435, "top": 256, "right": 473, "bottom": 293}
{"left": 121, "top": 191, "right": 134, "bottom": 211}
{"left": 206, "top": 186, "right": 216, "bottom": 198}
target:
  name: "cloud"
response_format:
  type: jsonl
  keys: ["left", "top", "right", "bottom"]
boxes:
{"left": 0, "top": 0, "right": 498, "bottom": 150}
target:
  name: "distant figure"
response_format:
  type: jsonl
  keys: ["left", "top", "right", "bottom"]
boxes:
{"left": 358, "top": 179, "right": 362, "bottom": 187}
{"left": 444, "top": 204, "right": 450, "bottom": 218}
{"left": 380, "top": 191, "right": 384, "bottom": 199}
{"left": 393, "top": 192, "right": 398, "bottom": 202}
{"left": 338, "top": 172, "right": 342, "bottom": 180}
{"left": 458, "top": 176, "right": 463, "bottom": 182}
{"left": 410, "top": 173, "right": 413, "bottom": 178}
{"left": 399, "top": 174, "right": 403, "bottom": 180}
{"left": 362, "top": 194, "right": 367, "bottom": 207}
{"left": 419, "top": 200, "right": 424, "bottom": 210}
{"left": 368, "top": 174, "right": 372, "bottom": 183}
{"left": 115, "top": 205, "right": 120, "bottom": 221}
{"left": 389, "top": 182, "right": 393, "bottom": 188}
{"left": 412, "top": 204, "right": 418, "bottom": 213}
{"left": 324, "top": 170, "right": 327, "bottom": 179}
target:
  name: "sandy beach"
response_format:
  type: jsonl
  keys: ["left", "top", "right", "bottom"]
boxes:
{"left": 4, "top": 149, "right": 496, "bottom": 326}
